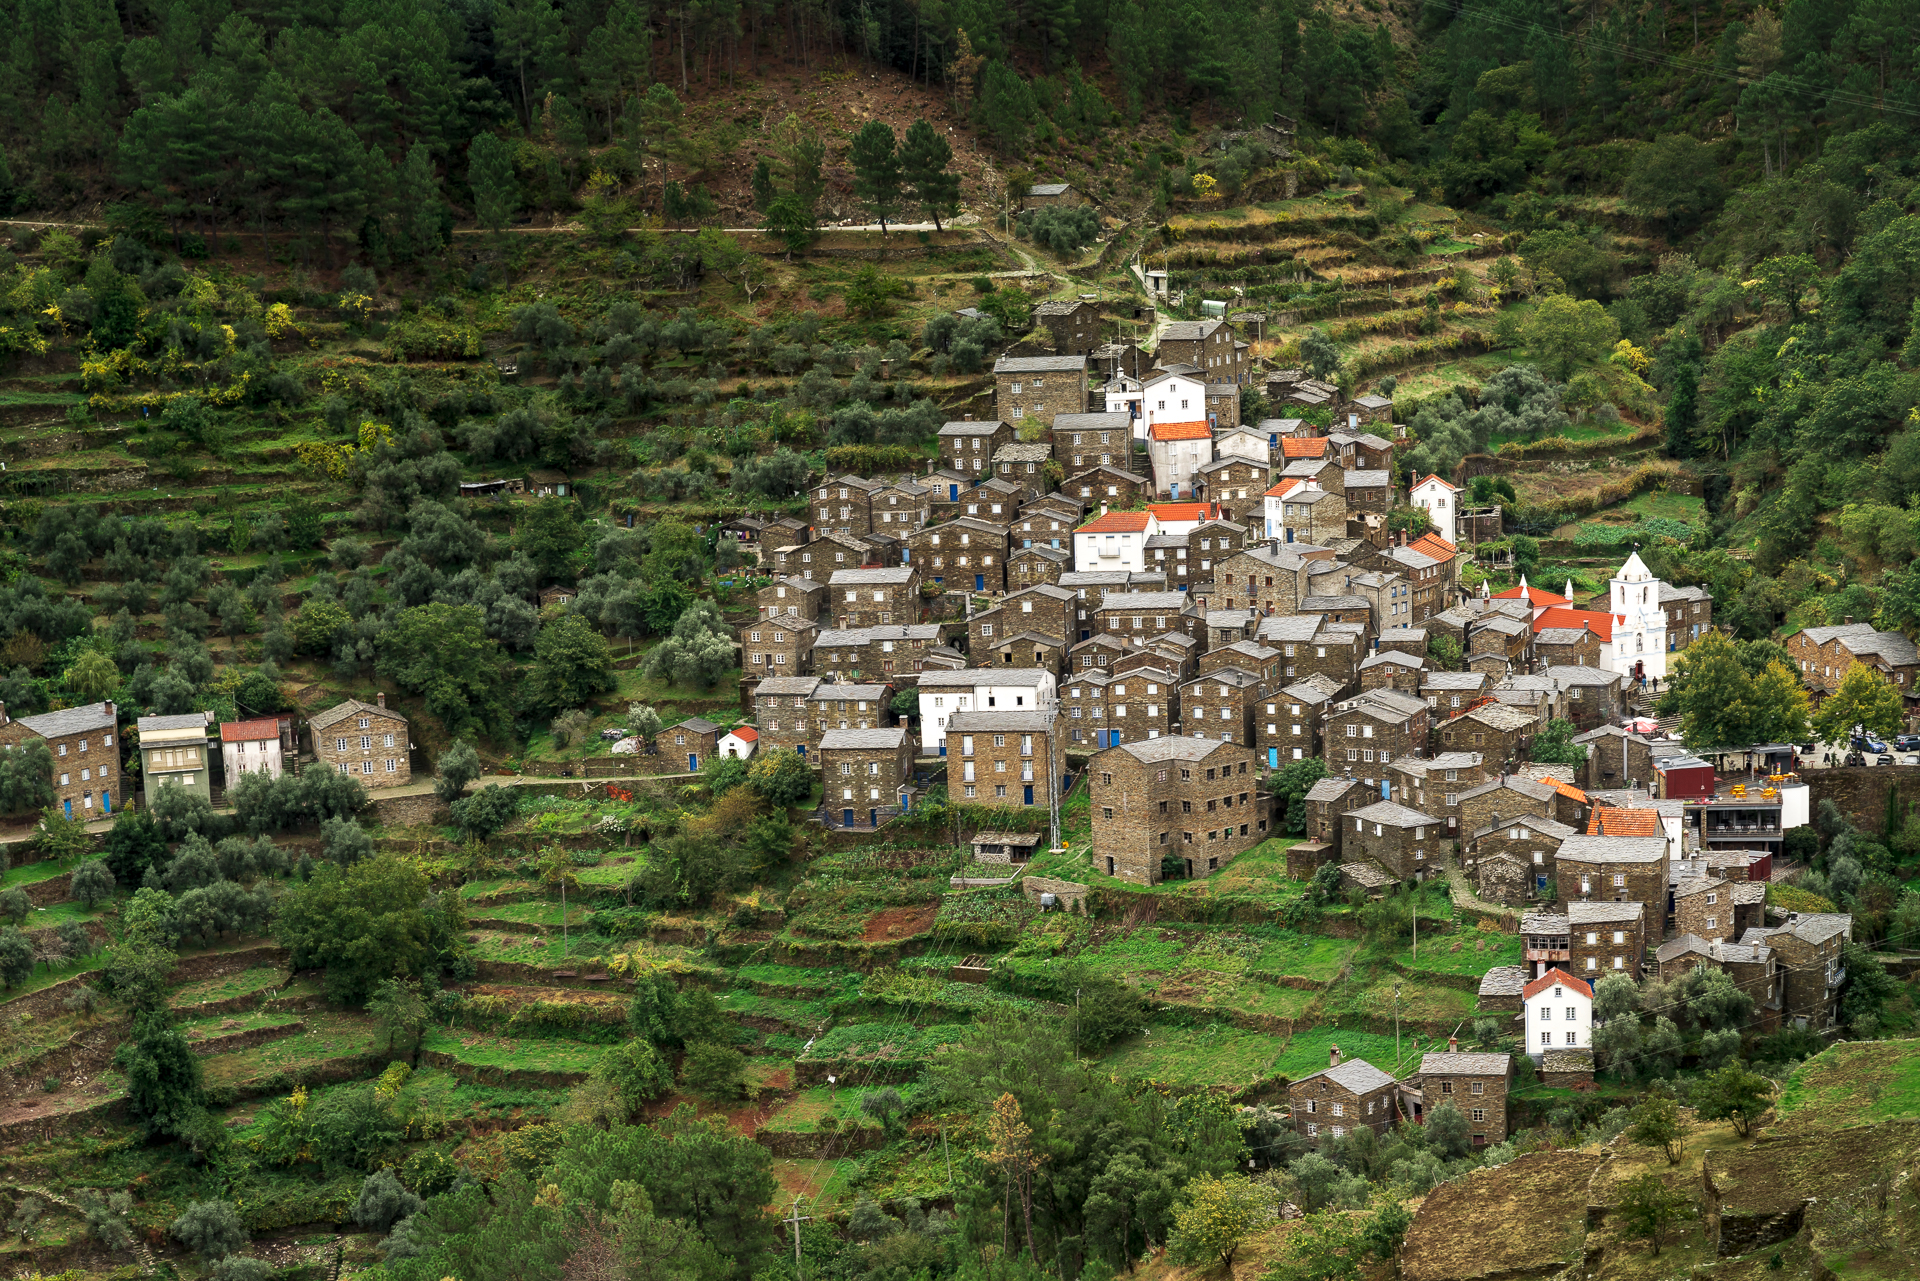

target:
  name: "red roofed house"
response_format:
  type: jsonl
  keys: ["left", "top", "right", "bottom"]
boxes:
{"left": 1280, "top": 436, "right": 1329, "bottom": 460}
{"left": 1409, "top": 473, "right": 1461, "bottom": 543}
{"left": 1410, "top": 532, "right": 1459, "bottom": 564}
{"left": 1147, "top": 420, "right": 1214, "bottom": 500}
{"left": 1261, "top": 477, "right": 1301, "bottom": 541}
{"left": 1522, "top": 968, "right": 1592, "bottom": 1058}
{"left": 220, "top": 717, "right": 290, "bottom": 784}
{"left": 1146, "top": 500, "right": 1220, "bottom": 535}
{"left": 1072, "top": 509, "right": 1159, "bottom": 573}
{"left": 719, "top": 726, "right": 759, "bottom": 759}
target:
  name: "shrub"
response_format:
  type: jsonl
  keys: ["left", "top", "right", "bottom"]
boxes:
{"left": 353, "top": 1168, "right": 424, "bottom": 1232}
{"left": 170, "top": 1199, "right": 247, "bottom": 1262}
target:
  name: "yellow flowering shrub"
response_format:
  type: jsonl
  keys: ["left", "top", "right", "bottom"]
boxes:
{"left": 338, "top": 291, "right": 374, "bottom": 323}
{"left": 1609, "top": 338, "right": 1650, "bottom": 375}
{"left": 264, "top": 302, "right": 299, "bottom": 338}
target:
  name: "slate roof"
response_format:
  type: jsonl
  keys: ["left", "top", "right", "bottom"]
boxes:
{"left": 829, "top": 567, "right": 917, "bottom": 585}
{"left": 993, "top": 443, "right": 1054, "bottom": 464}
{"left": 1417, "top": 1051, "right": 1510, "bottom": 1076}
{"left": 1293, "top": 1057, "right": 1399, "bottom": 1094}
{"left": 1567, "top": 900, "right": 1645, "bottom": 923}
{"left": 1054, "top": 411, "right": 1134, "bottom": 432}
{"left": 945, "top": 709, "right": 1060, "bottom": 733}
{"left": 1478, "top": 966, "right": 1528, "bottom": 998}
{"left": 938, "top": 420, "right": 1009, "bottom": 437}
{"left": 1346, "top": 470, "right": 1390, "bottom": 489}
{"left": 1349, "top": 799, "right": 1440, "bottom": 828}
{"left": 1555, "top": 834, "right": 1667, "bottom": 863}
{"left": 308, "top": 699, "right": 402, "bottom": 732}
{"left": 1114, "top": 736, "right": 1239, "bottom": 764}
{"left": 809, "top": 684, "right": 890, "bottom": 702}
{"left": 138, "top": 713, "right": 210, "bottom": 733}
{"left": 995, "top": 355, "right": 1087, "bottom": 373}
{"left": 754, "top": 677, "right": 824, "bottom": 696}
{"left": 818, "top": 727, "right": 912, "bottom": 750}
{"left": 1305, "top": 776, "right": 1367, "bottom": 802}
{"left": 677, "top": 717, "right": 723, "bottom": 735}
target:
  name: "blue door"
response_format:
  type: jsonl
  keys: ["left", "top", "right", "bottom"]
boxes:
{"left": 843, "top": 808, "right": 855, "bottom": 827}
{"left": 1024, "top": 785, "right": 1034, "bottom": 805}
{"left": 938, "top": 742, "right": 947, "bottom": 757}
{"left": 688, "top": 753, "right": 698, "bottom": 771}
{"left": 869, "top": 808, "right": 877, "bottom": 827}
{"left": 797, "top": 744, "right": 807, "bottom": 759}
{"left": 975, "top": 574, "right": 985, "bottom": 591}
{"left": 63, "top": 799, "right": 71, "bottom": 819}
{"left": 902, "top": 548, "right": 910, "bottom": 562}
{"left": 102, "top": 791, "right": 110, "bottom": 814}
{"left": 1269, "top": 748, "right": 1279, "bottom": 768}
{"left": 949, "top": 484, "right": 959, "bottom": 501}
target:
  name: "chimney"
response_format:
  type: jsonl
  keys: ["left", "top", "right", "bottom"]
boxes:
{"left": 1844, "top": 615, "right": 1853, "bottom": 625}
{"left": 103, "top": 700, "right": 114, "bottom": 722}
{"left": 1447, "top": 1036, "right": 1458, "bottom": 1052}
{"left": 1101, "top": 502, "right": 1109, "bottom": 517}
{"left": 376, "top": 692, "right": 386, "bottom": 710}
{"left": 1330, "top": 1044, "right": 1342, "bottom": 1067}
{"left": 0, "top": 700, "right": 7, "bottom": 726}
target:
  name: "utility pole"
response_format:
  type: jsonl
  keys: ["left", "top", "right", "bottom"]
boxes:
{"left": 783, "top": 1198, "right": 812, "bottom": 1281}
{"left": 1047, "top": 697, "right": 1062, "bottom": 857}
{"left": 1393, "top": 982, "right": 1401, "bottom": 1071}
{"left": 942, "top": 1124, "right": 954, "bottom": 1188}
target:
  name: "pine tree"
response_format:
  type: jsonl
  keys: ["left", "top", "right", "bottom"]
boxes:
{"left": 1665, "top": 363, "right": 1699, "bottom": 459}
{"left": 899, "top": 119, "right": 960, "bottom": 231}
{"left": 468, "top": 132, "right": 519, "bottom": 235}
{"left": 848, "top": 119, "right": 903, "bottom": 232}
{"left": 750, "top": 158, "right": 776, "bottom": 212}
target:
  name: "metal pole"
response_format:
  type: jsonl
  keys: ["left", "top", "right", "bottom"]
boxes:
{"left": 784, "top": 1198, "right": 812, "bottom": 1281}
{"left": 1394, "top": 983, "right": 1401, "bottom": 1070}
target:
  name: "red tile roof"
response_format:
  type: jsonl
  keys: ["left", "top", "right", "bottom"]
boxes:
{"left": 1280, "top": 437, "right": 1329, "bottom": 458}
{"left": 1264, "top": 478, "right": 1302, "bottom": 499}
{"left": 1588, "top": 807, "right": 1659, "bottom": 837}
{"left": 1148, "top": 420, "right": 1212, "bottom": 442}
{"left": 220, "top": 718, "right": 280, "bottom": 743}
{"left": 1496, "top": 583, "right": 1570, "bottom": 607}
{"left": 1148, "top": 502, "right": 1217, "bottom": 524}
{"left": 1410, "top": 533, "right": 1458, "bottom": 562}
{"left": 1522, "top": 968, "right": 1593, "bottom": 1001}
{"left": 1547, "top": 779, "right": 1589, "bottom": 805}
{"left": 1412, "top": 473, "right": 1459, "bottom": 491}
{"left": 1533, "top": 607, "right": 1615, "bottom": 641}
{"left": 1078, "top": 511, "right": 1153, "bottom": 534}
{"left": 727, "top": 726, "right": 759, "bottom": 742}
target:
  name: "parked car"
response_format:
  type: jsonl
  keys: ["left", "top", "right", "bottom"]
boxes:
{"left": 1846, "top": 751, "right": 1867, "bottom": 767}
{"left": 1878, "top": 754, "right": 1895, "bottom": 766}
{"left": 1854, "top": 735, "right": 1890, "bottom": 754}
{"left": 1895, "top": 734, "right": 1920, "bottom": 751}
{"left": 1902, "top": 754, "right": 1920, "bottom": 767}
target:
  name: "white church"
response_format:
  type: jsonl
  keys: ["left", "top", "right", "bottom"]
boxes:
{"left": 1495, "top": 551, "right": 1672, "bottom": 682}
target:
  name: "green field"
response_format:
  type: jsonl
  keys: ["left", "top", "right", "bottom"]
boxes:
{"left": 1774, "top": 1039, "right": 1920, "bottom": 1132}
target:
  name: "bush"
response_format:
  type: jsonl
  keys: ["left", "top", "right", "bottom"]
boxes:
{"left": 170, "top": 1199, "right": 247, "bottom": 1262}
{"left": 353, "top": 1168, "right": 424, "bottom": 1232}
{"left": 1016, "top": 205, "right": 1100, "bottom": 256}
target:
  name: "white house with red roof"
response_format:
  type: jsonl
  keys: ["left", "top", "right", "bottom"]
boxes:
{"left": 1073, "top": 509, "right": 1160, "bottom": 572}
{"left": 1409, "top": 473, "right": 1460, "bottom": 543}
{"left": 1145, "top": 500, "right": 1219, "bottom": 537}
{"left": 1146, "top": 419, "right": 1214, "bottom": 499}
{"left": 220, "top": 717, "right": 288, "bottom": 784}
{"left": 1108, "top": 369, "right": 1209, "bottom": 434}
{"left": 1523, "top": 968, "right": 1592, "bottom": 1058}
{"left": 1261, "top": 477, "right": 1301, "bottom": 541}
{"left": 718, "top": 726, "right": 759, "bottom": 759}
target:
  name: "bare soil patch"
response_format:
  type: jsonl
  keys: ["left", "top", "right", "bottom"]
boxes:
{"left": 860, "top": 903, "right": 939, "bottom": 942}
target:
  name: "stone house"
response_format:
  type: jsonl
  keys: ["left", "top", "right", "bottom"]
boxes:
{"left": 1214, "top": 544, "right": 1335, "bottom": 616}
{"left": 807, "top": 683, "right": 894, "bottom": 740}
{"left": 1740, "top": 912, "right": 1851, "bottom": 1031}
{"left": 1177, "top": 667, "right": 1268, "bottom": 747}
{"left": 992, "top": 442, "right": 1054, "bottom": 500}
{"left": 1380, "top": 544, "right": 1447, "bottom": 622}
{"left": 1089, "top": 736, "right": 1269, "bottom": 883}
{"left": 1412, "top": 1046, "right": 1512, "bottom": 1145}
{"left": 983, "top": 630, "right": 1069, "bottom": 675}
{"left": 1554, "top": 834, "right": 1668, "bottom": 913}
{"left": 1064, "top": 668, "right": 1175, "bottom": 747}
{"left": 971, "top": 584, "right": 1075, "bottom": 653}
{"left": 1053, "top": 412, "right": 1135, "bottom": 474}
{"left": 1343, "top": 469, "right": 1392, "bottom": 515}
{"left": 1258, "top": 615, "right": 1362, "bottom": 689}
{"left": 1299, "top": 594, "right": 1375, "bottom": 635}
{"left": 1468, "top": 613, "right": 1532, "bottom": 667}
{"left": 1147, "top": 419, "right": 1215, "bottom": 499}
{"left": 1340, "top": 570, "right": 1416, "bottom": 634}
{"left": 772, "top": 531, "right": 875, "bottom": 578}
{"left": 905, "top": 518, "right": 1008, "bottom": 595}
{"left": 995, "top": 355, "right": 1088, "bottom": 427}
{"left": 1066, "top": 464, "right": 1150, "bottom": 508}
{"left": 1534, "top": 625, "right": 1602, "bottom": 671}
{"left": 1016, "top": 493, "right": 1085, "bottom": 540}
{"left": 1202, "top": 640, "right": 1283, "bottom": 682}
{"left": 1438, "top": 701, "right": 1538, "bottom": 766}
{"left": 1196, "top": 455, "right": 1269, "bottom": 526}
{"left": 1328, "top": 427, "right": 1394, "bottom": 469}
{"left": 758, "top": 576, "right": 828, "bottom": 623}
{"left": 1326, "top": 688, "right": 1430, "bottom": 782}
{"left": 1672, "top": 876, "right": 1737, "bottom": 943}
{"left": 1155, "top": 319, "right": 1250, "bottom": 390}
{"left": 1008, "top": 544, "right": 1071, "bottom": 590}
{"left": 1477, "top": 966, "right": 1528, "bottom": 1015}
{"left": 1548, "top": 665, "right": 1625, "bottom": 731}
{"left": 0, "top": 700, "right": 126, "bottom": 819}
{"left": 753, "top": 676, "right": 823, "bottom": 760}
{"left": 829, "top": 566, "right": 921, "bottom": 629}
{"left": 310, "top": 695, "right": 410, "bottom": 789}
{"left": 1787, "top": 621, "right": 1920, "bottom": 700}
{"left": 1343, "top": 800, "right": 1445, "bottom": 881}
{"left": 1572, "top": 726, "right": 1659, "bottom": 792}
{"left": 1467, "top": 813, "right": 1574, "bottom": 905}
{"left": 1358, "top": 650, "right": 1426, "bottom": 695}
{"left": 829, "top": 624, "right": 945, "bottom": 681}
{"left": 818, "top": 727, "right": 916, "bottom": 827}
{"left": 1290, "top": 1050, "right": 1400, "bottom": 1140}
{"left": 1068, "top": 633, "right": 1129, "bottom": 675}
{"left": 743, "top": 614, "right": 817, "bottom": 677}
{"left": 946, "top": 708, "right": 1060, "bottom": 808}
{"left": 1276, "top": 481, "right": 1348, "bottom": 546}
{"left": 1384, "top": 752, "right": 1488, "bottom": 830}
{"left": 1128, "top": 633, "right": 1199, "bottom": 680}
{"left": 1654, "top": 935, "right": 1782, "bottom": 1031}
{"left": 1033, "top": 298, "right": 1103, "bottom": 355}
{"left": 1566, "top": 900, "right": 1648, "bottom": 979}
{"left": 1420, "top": 671, "right": 1491, "bottom": 717}
{"left": 137, "top": 711, "right": 213, "bottom": 808}
{"left": 666, "top": 717, "right": 722, "bottom": 772}
{"left": 1144, "top": 534, "right": 1197, "bottom": 590}
{"left": 1205, "top": 609, "right": 1261, "bottom": 649}
{"left": 1024, "top": 181, "right": 1090, "bottom": 208}
{"left": 1187, "top": 519, "right": 1249, "bottom": 582}
{"left": 810, "top": 475, "right": 882, "bottom": 538}
{"left": 958, "top": 478, "right": 1025, "bottom": 522}
{"left": 937, "top": 419, "right": 1014, "bottom": 480}
{"left": 1093, "top": 591, "right": 1204, "bottom": 647}
{"left": 1456, "top": 775, "right": 1559, "bottom": 846}
{"left": 1255, "top": 671, "right": 1337, "bottom": 769}
{"left": 870, "top": 479, "right": 932, "bottom": 534}
{"left": 1302, "top": 774, "right": 1374, "bottom": 851}
{"left": 1661, "top": 583, "right": 1714, "bottom": 653}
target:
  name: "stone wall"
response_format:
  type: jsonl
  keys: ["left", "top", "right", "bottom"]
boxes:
{"left": 1805, "top": 765, "right": 1920, "bottom": 834}
{"left": 1021, "top": 875, "right": 1090, "bottom": 912}
{"left": 368, "top": 789, "right": 450, "bottom": 827}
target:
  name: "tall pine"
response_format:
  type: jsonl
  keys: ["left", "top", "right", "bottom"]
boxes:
{"left": 468, "top": 132, "right": 519, "bottom": 235}
{"left": 848, "top": 119, "right": 902, "bottom": 232}
{"left": 899, "top": 120, "right": 959, "bottom": 232}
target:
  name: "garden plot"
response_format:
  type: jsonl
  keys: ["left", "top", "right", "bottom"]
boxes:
{"left": 1401, "top": 1150, "right": 1603, "bottom": 1281}
{"left": 169, "top": 965, "right": 287, "bottom": 1011}
{"left": 1773, "top": 1039, "right": 1920, "bottom": 1133}
{"left": 759, "top": 1080, "right": 929, "bottom": 1135}
{"left": 199, "top": 1009, "right": 388, "bottom": 1097}
{"left": 420, "top": 1028, "right": 606, "bottom": 1084}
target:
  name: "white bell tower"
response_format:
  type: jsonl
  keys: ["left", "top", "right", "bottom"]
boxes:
{"left": 1608, "top": 551, "right": 1668, "bottom": 680}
